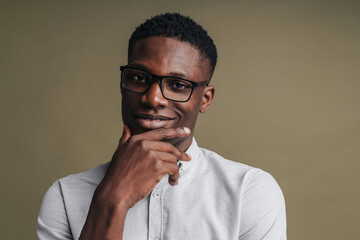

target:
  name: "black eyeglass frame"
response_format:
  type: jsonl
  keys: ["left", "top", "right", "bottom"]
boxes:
{"left": 120, "top": 65, "right": 210, "bottom": 102}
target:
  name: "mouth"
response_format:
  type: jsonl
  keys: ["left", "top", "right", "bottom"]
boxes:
{"left": 133, "top": 113, "right": 176, "bottom": 129}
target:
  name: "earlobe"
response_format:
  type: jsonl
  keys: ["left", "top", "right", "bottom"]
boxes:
{"left": 200, "top": 86, "right": 215, "bottom": 113}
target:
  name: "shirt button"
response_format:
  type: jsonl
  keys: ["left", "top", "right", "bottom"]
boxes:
{"left": 179, "top": 167, "right": 184, "bottom": 175}
{"left": 152, "top": 192, "right": 159, "bottom": 198}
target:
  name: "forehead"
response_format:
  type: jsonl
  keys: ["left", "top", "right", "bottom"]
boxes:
{"left": 128, "top": 36, "right": 210, "bottom": 81}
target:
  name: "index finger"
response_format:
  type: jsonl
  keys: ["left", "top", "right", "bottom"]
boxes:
{"left": 139, "top": 127, "right": 191, "bottom": 141}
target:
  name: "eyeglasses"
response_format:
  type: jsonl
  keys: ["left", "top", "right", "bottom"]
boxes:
{"left": 120, "top": 66, "right": 209, "bottom": 102}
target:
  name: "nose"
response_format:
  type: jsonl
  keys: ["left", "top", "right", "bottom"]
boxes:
{"left": 141, "top": 81, "right": 169, "bottom": 108}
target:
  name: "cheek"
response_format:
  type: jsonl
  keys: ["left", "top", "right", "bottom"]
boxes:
{"left": 175, "top": 97, "right": 202, "bottom": 123}
{"left": 121, "top": 93, "right": 138, "bottom": 116}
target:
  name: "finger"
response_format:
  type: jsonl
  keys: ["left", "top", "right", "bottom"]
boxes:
{"left": 155, "top": 151, "right": 178, "bottom": 164}
{"left": 119, "top": 125, "right": 132, "bottom": 145}
{"left": 145, "top": 141, "right": 182, "bottom": 159}
{"left": 139, "top": 127, "right": 191, "bottom": 141}
{"left": 143, "top": 140, "right": 192, "bottom": 162}
{"left": 180, "top": 152, "right": 191, "bottom": 162}
{"left": 163, "top": 163, "right": 180, "bottom": 186}
{"left": 144, "top": 142, "right": 191, "bottom": 162}
{"left": 168, "top": 175, "right": 178, "bottom": 186}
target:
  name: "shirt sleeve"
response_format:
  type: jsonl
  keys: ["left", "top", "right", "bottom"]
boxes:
{"left": 37, "top": 181, "right": 73, "bottom": 240}
{"left": 238, "top": 170, "right": 287, "bottom": 240}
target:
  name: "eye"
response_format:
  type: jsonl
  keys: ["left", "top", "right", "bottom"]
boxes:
{"left": 126, "top": 70, "right": 149, "bottom": 85}
{"left": 166, "top": 79, "right": 192, "bottom": 92}
{"left": 131, "top": 73, "right": 146, "bottom": 83}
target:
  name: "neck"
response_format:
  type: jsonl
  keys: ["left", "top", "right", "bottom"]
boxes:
{"left": 169, "top": 134, "right": 193, "bottom": 153}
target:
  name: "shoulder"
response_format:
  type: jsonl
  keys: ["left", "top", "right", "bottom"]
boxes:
{"left": 39, "top": 162, "right": 109, "bottom": 216}
{"left": 198, "top": 148, "right": 287, "bottom": 239}
{"left": 38, "top": 162, "right": 110, "bottom": 239}
{"left": 40, "top": 161, "right": 109, "bottom": 208}
{"left": 198, "top": 147, "right": 264, "bottom": 181}
{"left": 56, "top": 161, "right": 109, "bottom": 187}
{"left": 198, "top": 146, "right": 285, "bottom": 208}
{"left": 47, "top": 162, "right": 109, "bottom": 205}
{"left": 194, "top": 146, "right": 287, "bottom": 238}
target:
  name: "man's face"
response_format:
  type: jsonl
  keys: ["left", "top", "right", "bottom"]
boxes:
{"left": 121, "top": 36, "right": 214, "bottom": 149}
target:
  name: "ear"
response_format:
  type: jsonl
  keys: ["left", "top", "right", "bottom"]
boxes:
{"left": 200, "top": 85, "right": 215, "bottom": 113}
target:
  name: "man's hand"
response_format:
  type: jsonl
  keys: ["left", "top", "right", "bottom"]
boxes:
{"left": 80, "top": 125, "right": 191, "bottom": 240}
{"left": 99, "top": 125, "right": 191, "bottom": 208}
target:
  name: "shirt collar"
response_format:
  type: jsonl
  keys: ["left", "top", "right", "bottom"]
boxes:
{"left": 178, "top": 137, "right": 200, "bottom": 177}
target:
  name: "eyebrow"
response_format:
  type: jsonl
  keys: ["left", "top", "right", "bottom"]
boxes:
{"left": 168, "top": 71, "right": 190, "bottom": 79}
{"left": 127, "top": 63, "right": 191, "bottom": 80}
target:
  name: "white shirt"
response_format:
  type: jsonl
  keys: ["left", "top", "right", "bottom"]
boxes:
{"left": 38, "top": 139, "right": 287, "bottom": 240}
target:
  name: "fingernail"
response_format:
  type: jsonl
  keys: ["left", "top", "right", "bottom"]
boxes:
{"left": 182, "top": 127, "right": 191, "bottom": 134}
{"left": 186, "top": 153, "right": 191, "bottom": 159}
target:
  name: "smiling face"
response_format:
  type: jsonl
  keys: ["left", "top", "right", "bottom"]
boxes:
{"left": 121, "top": 36, "right": 215, "bottom": 151}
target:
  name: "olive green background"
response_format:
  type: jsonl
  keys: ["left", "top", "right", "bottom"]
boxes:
{"left": 1, "top": 0, "right": 359, "bottom": 239}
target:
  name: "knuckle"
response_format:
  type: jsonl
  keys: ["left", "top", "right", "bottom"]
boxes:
{"left": 153, "top": 160, "right": 163, "bottom": 172}
{"left": 139, "top": 139, "right": 148, "bottom": 149}
{"left": 150, "top": 150, "right": 157, "bottom": 159}
{"left": 158, "top": 128, "right": 169, "bottom": 138}
{"left": 145, "top": 150, "right": 155, "bottom": 161}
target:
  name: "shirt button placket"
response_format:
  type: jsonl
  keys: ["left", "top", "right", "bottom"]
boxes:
{"left": 148, "top": 188, "right": 163, "bottom": 240}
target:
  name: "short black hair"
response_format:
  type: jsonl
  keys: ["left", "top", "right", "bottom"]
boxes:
{"left": 128, "top": 13, "right": 217, "bottom": 77}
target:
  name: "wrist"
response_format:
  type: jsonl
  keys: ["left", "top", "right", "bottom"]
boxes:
{"left": 80, "top": 192, "right": 129, "bottom": 240}
{"left": 94, "top": 179, "right": 133, "bottom": 209}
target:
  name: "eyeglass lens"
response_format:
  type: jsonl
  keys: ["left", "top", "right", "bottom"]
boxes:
{"left": 122, "top": 69, "right": 194, "bottom": 101}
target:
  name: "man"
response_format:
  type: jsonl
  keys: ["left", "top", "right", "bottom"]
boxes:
{"left": 38, "top": 13, "right": 286, "bottom": 239}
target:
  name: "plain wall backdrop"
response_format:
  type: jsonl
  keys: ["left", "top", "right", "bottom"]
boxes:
{"left": 1, "top": 0, "right": 359, "bottom": 239}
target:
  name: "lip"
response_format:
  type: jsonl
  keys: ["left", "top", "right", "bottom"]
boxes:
{"left": 133, "top": 113, "right": 176, "bottom": 129}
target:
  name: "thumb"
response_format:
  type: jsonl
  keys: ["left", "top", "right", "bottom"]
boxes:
{"left": 119, "top": 125, "right": 131, "bottom": 146}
